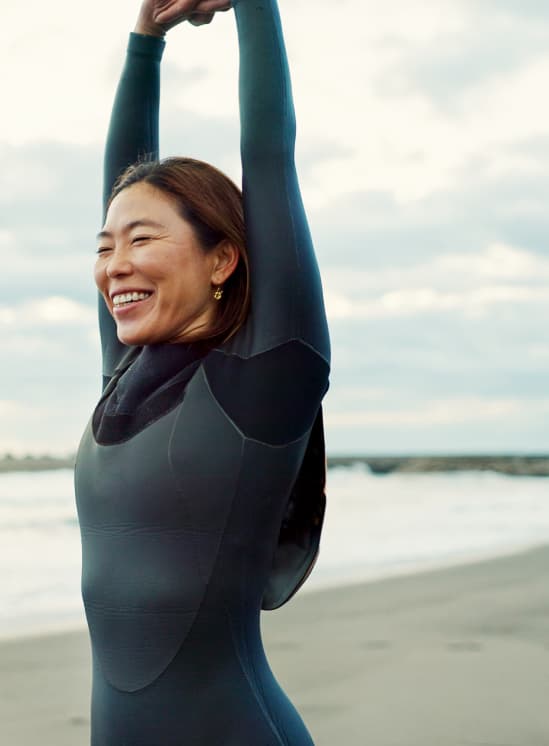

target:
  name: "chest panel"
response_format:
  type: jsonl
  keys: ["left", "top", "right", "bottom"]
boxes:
{"left": 74, "top": 365, "right": 243, "bottom": 692}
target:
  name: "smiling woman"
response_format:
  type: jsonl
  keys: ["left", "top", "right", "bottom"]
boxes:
{"left": 95, "top": 180, "right": 236, "bottom": 346}
{"left": 96, "top": 156, "right": 250, "bottom": 346}
{"left": 73, "top": 1, "right": 331, "bottom": 744}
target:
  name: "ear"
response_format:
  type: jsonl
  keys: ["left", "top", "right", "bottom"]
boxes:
{"left": 210, "top": 241, "right": 240, "bottom": 285}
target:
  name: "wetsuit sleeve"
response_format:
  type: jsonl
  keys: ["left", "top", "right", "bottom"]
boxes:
{"left": 228, "top": 0, "right": 330, "bottom": 361}
{"left": 205, "top": 0, "right": 331, "bottom": 444}
{"left": 99, "top": 33, "right": 166, "bottom": 385}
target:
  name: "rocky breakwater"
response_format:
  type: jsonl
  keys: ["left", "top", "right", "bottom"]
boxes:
{"left": 327, "top": 455, "right": 549, "bottom": 477}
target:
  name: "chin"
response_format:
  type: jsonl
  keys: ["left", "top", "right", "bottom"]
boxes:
{"left": 116, "top": 325, "right": 155, "bottom": 347}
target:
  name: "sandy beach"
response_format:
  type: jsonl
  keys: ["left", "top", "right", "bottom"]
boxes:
{"left": 2, "top": 544, "right": 549, "bottom": 745}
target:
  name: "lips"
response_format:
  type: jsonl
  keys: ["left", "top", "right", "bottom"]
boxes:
{"left": 110, "top": 288, "right": 154, "bottom": 301}
{"left": 113, "top": 292, "right": 152, "bottom": 305}
{"left": 112, "top": 292, "right": 154, "bottom": 316}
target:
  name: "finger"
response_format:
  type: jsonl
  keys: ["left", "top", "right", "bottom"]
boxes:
{"left": 189, "top": 11, "right": 215, "bottom": 25}
{"left": 154, "top": 11, "right": 188, "bottom": 28}
{"left": 193, "top": 0, "right": 231, "bottom": 12}
{"left": 154, "top": 0, "right": 203, "bottom": 24}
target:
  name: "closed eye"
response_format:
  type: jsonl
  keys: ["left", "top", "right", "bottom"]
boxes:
{"left": 96, "top": 236, "right": 151, "bottom": 253}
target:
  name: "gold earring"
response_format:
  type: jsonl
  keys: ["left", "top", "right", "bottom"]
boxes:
{"left": 213, "top": 286, "right": 223, "bottom": 301}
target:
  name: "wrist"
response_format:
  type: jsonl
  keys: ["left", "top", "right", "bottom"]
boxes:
{"left": 128, "top": 30, "right": 166, "bottom": 60}
{"left": 134, "top": 19, "right": 166, "bottom": 38}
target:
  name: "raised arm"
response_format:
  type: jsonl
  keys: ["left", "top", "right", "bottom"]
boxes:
{"left": 99, "top": 32, "right": 166, "bottom": 383}
{"left": 99, "top": 0, "right": 231, "bottom": 384}
{"left": 204, "top": 0, "right": 330, "bottom": 445}
{"left": 228, "top": 0, "right": 330, "bottom": 362}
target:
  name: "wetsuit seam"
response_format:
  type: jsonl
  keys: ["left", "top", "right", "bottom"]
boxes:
{"left": 167, "top": 414, "right": 247, "bottom": 630}
{"left": 199, "top": 365, "right": 312, "bottom": 449}
{"left": 81, "top": 406, "right": 213, "bottom": 695}
{"left": 222, "top": 603, "right": 285, "bottom": 746}
{"left": 248, "top": 647, "right": 289, "bottom": 746}
{"left": 245, "top": 628, "right": 290, "bottom": 746}
{"left": 216, "top": 337, "right": 330, "bottom": 369}
{"left": 103, "top": 437, "right": 246, "bottom": 697}
{"left": 280, "top": 53, "right": 299, "bottom": 356}
{"left": 81, "top": 523, "right": 216, "bottom": 536}
{"left": 167, "top": 403, "right": 208, "bottom": 586}
{"left": 108, "top": 393, "right": 220, "bottom": 695}
{"left": 83, "top": 601, "right": 196, "bottom": 616}
{"left": 127, "top": 32, "right": 166, "bottom": 61}
{"left": 91, "top": 358, "right": 203, "bottom": 446}
{"left": 215, "top": 435, "right": 285, "bottom": 746}
{"left": 92, "top": 400, "right": 181, "bottom": 446}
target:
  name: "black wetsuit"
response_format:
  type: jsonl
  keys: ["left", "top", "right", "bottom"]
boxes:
{"left": 74, "top": 1, "right": 330, "bottom": 744}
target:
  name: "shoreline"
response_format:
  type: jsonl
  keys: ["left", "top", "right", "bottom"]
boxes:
{"left": 3, "top": 537, "right": 548, "bottom": 644}
{"left": 328, "top": 453, "right": 549, "bottom": 476}
{"left": 2, "top": 542, "right": 548, "bottom": 745}
{"left": 2, "top": 453, "right": 549, "bottom": 475}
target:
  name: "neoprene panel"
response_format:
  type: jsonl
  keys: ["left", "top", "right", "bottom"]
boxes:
{"left": 74, "top": 2, "right": 331, "bottom": 743}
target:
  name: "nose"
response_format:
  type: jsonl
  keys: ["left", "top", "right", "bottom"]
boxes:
{"left": 105, "top": 248, "right": 133, "bottom": 279}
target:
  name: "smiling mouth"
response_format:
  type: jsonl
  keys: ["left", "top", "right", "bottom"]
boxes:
{"left": 112, "top": 292, "right": 153, "bottom": 315}
{"left": 112, "top": 291, "right": 153, "bottom": 307}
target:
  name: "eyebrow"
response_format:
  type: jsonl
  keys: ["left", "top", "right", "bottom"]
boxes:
{"left": 96, "top": 219, "right": 166, "bottom": 241}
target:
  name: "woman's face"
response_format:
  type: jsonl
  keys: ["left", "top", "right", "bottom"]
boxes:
{"left": 95, "top": 182, "right": 231, "bottom": 346}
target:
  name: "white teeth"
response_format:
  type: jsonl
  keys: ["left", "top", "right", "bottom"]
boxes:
{"left": 112, "top": 291, "right": 152, "bottom": 306}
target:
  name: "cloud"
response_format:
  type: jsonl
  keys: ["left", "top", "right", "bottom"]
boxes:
{"left": 376, "top": 4, "right": 549, "bottom": 110}
{"left": 325, "top": 284, "right": 549, "bottom": 321}
{"left": 2, "top": 0, "right": 549, "bottom": 455}
{"left": 476, "top": 0, "right": 549, "bottom": 21}
{"left": 160, "top": 106, "right": 240, "bottom": 179}
{"left": 326, "top": 243, "right": 549, "bottom": 288}
{"left": 0, "top": 297, "right": 96, "bottom": 328}
{"left": 323, "top": 243, "right": 549, "bottom": 320}
{"left": 323, "top": 393, "right": 549, "bottom": 454}
{"left": 309, "top": 132, "right": 549, "bottom": 267}
{"left": 324, "top": 396, "right": 535, "bottom": 428}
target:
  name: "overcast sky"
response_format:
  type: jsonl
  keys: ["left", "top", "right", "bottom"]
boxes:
{"left": 1, "top": 0, "right": 549, "bottom": 455}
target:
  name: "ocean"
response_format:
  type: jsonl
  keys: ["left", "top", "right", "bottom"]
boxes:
{"left": 1, "top": 466, "right": 548, "bottom": 639}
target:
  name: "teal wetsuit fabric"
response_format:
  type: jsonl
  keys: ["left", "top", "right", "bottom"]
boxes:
{"left": 74, "top": 2, "right": 330, "bottom": 744}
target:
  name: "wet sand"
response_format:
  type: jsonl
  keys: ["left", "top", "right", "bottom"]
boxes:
{"left": 2, "top": 544, "right": 549, "bottom": 745}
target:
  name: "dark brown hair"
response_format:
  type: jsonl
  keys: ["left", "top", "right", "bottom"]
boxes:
{"left": 108, "top": 156, "right": 250, "bottom": 346}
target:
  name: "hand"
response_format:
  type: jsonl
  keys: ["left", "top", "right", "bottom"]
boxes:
{"left": 135, "top": 0, "right": 232, "bottom": 36}
{"left": 188, "top": 0, "right": 233, "bottom": 26}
